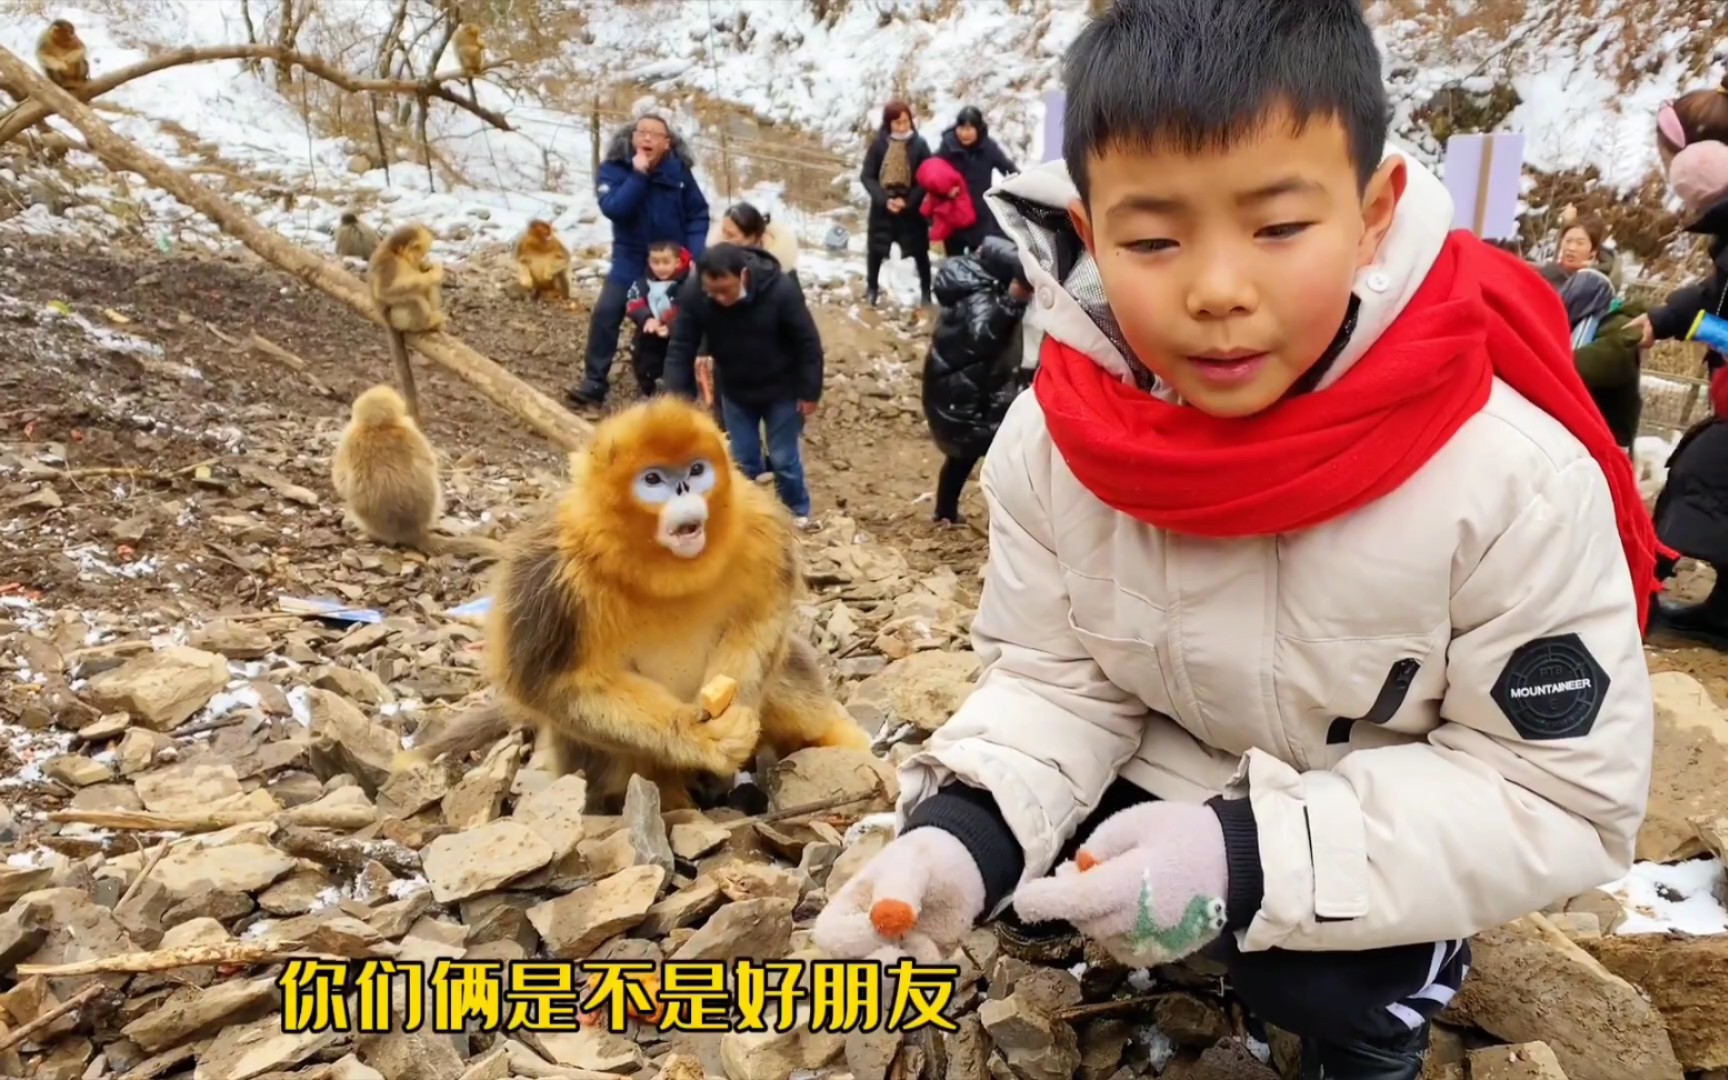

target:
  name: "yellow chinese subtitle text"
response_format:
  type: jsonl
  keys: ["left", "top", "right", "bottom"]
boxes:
{"left": 276, "top": 957, "right": 960, "bottom": 1035}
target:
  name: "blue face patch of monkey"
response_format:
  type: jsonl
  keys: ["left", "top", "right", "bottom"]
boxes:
{"left": 637, "top": 460, "right": 717, "bottom": 559}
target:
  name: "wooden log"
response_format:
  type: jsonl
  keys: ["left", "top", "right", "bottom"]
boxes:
{"left": 0, "top": 48, "right": 591, "bottom": 453}
{"left": 15, "top": 941, "right": 319, "bottom": 977}
{"left": 0, "top": 983, "right": 105, "bottom": 1052}
{"left": 276, "top": 824, "right": 422, "bottom": 877}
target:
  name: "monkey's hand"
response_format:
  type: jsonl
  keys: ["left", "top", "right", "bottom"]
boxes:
{"left": 687, "top": 702, "right": 760, "bottom": 774}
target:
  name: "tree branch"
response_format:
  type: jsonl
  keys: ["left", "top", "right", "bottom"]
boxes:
{"left": 0, "top": 47, "right": 590, "bottom": 452}
{"left": 0, "top": 43, "right": 513, "bottom": 147}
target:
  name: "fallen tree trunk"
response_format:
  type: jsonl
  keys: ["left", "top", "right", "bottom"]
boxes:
{"left": 0, "top": 43, "right": 509, "bottom": 147}
{"left": 0, "top": 47, "right": 591, "bottom": 452}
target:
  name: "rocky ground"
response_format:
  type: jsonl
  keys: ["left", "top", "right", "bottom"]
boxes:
{"left": 1, "top": 236, "right": 1727, "bottom": 1080}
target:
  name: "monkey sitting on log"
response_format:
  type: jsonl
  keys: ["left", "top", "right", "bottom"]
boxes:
{"left": 331, "top": 384, "right": 501, "bottom": 560}
{"left": 455, "top": 24, "right": 486, "bottom": 80}
{"left": 37, "top": 20, "right": 90, "bottom": 91}
{"left": 397, "top": 396, "right": 869, "bottom": 812}
{"left": 514, "top": 219, "right": 571, "bottom": 301}
{"left": 335, "top": 212, "right": 381, "bottom": 260}
{"left": 370, "top": 223, "right": 444, "bottom": 333}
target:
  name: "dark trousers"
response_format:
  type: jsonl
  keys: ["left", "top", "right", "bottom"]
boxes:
{"left": 721, "top": 398, "right": 809, "bottom": 517}
{"left": 935, "top": 453, "right": 978, "bottom": 522}
{"left": 632, "top": 335, "right": 668, "bottom": 397}
{"left": 867, "top": 250, "right": 932, "bottom": 300}
{"left": 577, "top": 279, "right": 632, "bottom": 402}
{"left": 1031, "top": 779, "right": 1472, "bottom": 1048}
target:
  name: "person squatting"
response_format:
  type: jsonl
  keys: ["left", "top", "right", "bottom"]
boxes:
{"left": 816, "top": 3, "right": 1661, "bottom": 1080}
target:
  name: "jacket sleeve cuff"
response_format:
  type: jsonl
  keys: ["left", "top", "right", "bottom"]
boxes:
{"left": 904, "top": 782, "right": 1024, "bottom": 912}
{"left": 1208, "top": 795, "right": 1265, "bottom": 931}
{"left": 1648, "top": 303, "right": 1690, "bottom": 342}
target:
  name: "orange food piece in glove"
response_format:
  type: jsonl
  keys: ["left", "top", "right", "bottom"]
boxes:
{"left": 870, "top": 898, "right": 918, "bottom": 939}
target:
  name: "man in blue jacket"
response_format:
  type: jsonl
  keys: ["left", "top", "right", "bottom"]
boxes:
{"left": 569, "top": 115, "right": 710, "bottom": 408}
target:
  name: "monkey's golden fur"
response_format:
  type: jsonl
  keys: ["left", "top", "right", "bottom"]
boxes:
{"left": 37, "top": 20, "right": 89, "bottom": 90}
{"left": 335, "top": 211, "right": 381, "bottom": 260}
{"left": 370, "top": 223, "right": 445, "bottom": 333}
{"left": 402, "top": 397, "right": 867, "bottom": 811}
{"left": 455, "top": 24, "right": 486, "bottom": 78}
{"left": 332, "top": 385, "right": 500, "bottom": 559}
{"left": 515, "top": 220, "right": 571, "bottom": 300}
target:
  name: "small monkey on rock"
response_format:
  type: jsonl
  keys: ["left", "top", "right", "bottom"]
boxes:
{"left": 37, "top": 20, "right": 90, "bottom": 90}
{"left": 514, "top": 219, "right": 571, "bottom": 300}
{"left": 335, "top": 212, "right": 381, "bottom": 260}
{"left": 331, "top": 385, "right": 501, "bottom": 559}
{"left": 399, "top": 396, "right": 868, "bottom": 811}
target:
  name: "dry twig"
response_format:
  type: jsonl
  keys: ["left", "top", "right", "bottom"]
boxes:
{"left": 0, "top": 983, "right": 106, "bottom": 1052}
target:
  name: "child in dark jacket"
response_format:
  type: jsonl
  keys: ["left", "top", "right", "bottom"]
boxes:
{"left": 921, "top": 237, "right": 1032, "bottom": 524}
{"left": 625, "top": 241, "right": 692, "bottom": 396}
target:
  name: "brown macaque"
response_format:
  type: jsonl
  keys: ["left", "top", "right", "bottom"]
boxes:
{"left": 455, "top": 24, "right": 486, "bottom": 78}
{"left": 394, "top": 397, "right": 869, "bottom": 812}
{"left": 335, "top": 211, "right": 381, "bottom": 260}
{"left": 370, "top": 223, "right": 445, "bottom": 333}
{"left": 331, "top": 384, "right": 501, "bottom": 559}
{"left": 37, "top": 20, "right": 90, "bottom": 91}
{"left": 514, "top": 219, "right": 571, "bottom": 300}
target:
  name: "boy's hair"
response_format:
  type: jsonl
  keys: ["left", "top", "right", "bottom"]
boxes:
{"left": 697, "top": 243, "right": 751, "bottom": 279}
{"left": 1062, "top": 0, "right": 1390, "bottom": 202}
{"left": 647, "top": 239, "right": 682, "bottom": 258}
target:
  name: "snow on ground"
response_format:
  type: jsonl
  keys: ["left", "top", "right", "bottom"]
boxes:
{"left": 1605, "top": 858, "right": 1728, "bottom": 935}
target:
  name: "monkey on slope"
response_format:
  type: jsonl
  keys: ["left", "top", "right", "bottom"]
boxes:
{"left": 37, "top": 20, "right": 90, "bottom": 91}
{"left": 331, "top": 384, "right": 502, "bottom": 560}
{"left": 335, "top": 212, "right": 381, "bottom": 261}
{"left": 514, "top": 219, "right": 571, "bottom": 300}
{"left": 399, "top": 396, "right": 869, "bottom": 812}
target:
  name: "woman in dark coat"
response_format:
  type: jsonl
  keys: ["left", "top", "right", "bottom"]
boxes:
{"left": 861, "top": 100, "right": 933, "bottom": 307}
{"left": 921, "top": 237, "right": 1033, "bottom": 525}
{"left": 937, "top": 105, "right": 1019, "bottom": 256}
{"left": 1639, "top": 77, "right": 1728, "bottom": 647}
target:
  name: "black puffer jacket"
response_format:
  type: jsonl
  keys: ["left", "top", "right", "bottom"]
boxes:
{"left": 1650, "top": 195, "right": 1728, "bottom": 373}
{"left": 921, "top": 238, "right": 1030, "bottom": 460}
{"left": 861, "top": 131, "right": 933, "bottom": 260}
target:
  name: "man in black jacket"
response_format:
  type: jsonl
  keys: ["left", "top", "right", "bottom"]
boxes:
{"left": 664, "top": 243, "right": 824, "bottom": 523}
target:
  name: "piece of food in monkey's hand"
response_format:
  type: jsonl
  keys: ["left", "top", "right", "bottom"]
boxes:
{"left": 870, "top": 898, "right": 918, "bottom": 940}
{"left": 1077, "top": 851, "right": 1101, "bottom": 872}
{"left": 698, "top": 675, "right": 738, "bottom": 720}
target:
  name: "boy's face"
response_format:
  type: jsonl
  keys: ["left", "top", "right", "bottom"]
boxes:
{"left": 648, "top": 249, "right": 680, "bottom": 280}
{"left": 1069, "top": 110, "right": 1404, "bottom": 418}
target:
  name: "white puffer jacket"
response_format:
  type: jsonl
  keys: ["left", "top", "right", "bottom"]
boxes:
{"left": 897, "top": 146, "right": 1654, "bottom": 954}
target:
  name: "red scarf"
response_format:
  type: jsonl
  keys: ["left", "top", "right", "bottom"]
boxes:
{"left": 1034, "top": 230, "right": 1665, "bottom": 629}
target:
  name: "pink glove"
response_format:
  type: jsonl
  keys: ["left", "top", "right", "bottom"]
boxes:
{"left": 1012, "top": 801, "right": 1228, "bottom": 968}
{"left": 812, "top": 828, "right": 986, "bottom": 963}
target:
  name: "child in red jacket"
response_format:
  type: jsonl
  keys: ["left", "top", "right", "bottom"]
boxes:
{"left": 916, "top": 156, "right": 978, "bottom": 250}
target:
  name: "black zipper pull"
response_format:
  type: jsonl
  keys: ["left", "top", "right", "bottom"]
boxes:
{"left": 1326, "top": 658, "right": 1421, "bottom": 745}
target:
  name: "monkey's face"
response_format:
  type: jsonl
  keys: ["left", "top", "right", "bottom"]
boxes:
{"left": 529, "top": 221, "right": 551, "bottom": 242}
{"left": 634, "top": 459, "right": 717, "bottom": 559}
{"left": 51, "top": 20, "right": 77, "bottom": 44}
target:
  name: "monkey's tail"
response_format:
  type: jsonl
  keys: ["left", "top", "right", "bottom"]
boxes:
{"left": 418, "top": 533, "right": 505, "bottom": 561}
{"left": 383, "top": 329, "right": 422, "bottom": 422}
{"left": 394, "top": 701, "right": 520, "bottom": 771}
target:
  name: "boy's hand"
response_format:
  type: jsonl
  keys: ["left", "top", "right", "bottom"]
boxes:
{"left": 798, "top": 400, "right": 818, "bottom": 418}
{"left": 1625, "top": 314, "right": 1655, "bottom": 349}
{"left": 812, "top": 828, "right": 985, "bottom": 963}
{"left": 1013, "top": 802, "right": 1228, "bottom": 968}
{"left": 644, "top": 317, "right": 663, "bottom": 336}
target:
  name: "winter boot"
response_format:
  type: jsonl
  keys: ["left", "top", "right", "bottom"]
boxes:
{"left": 1299, "top": 1024, "right": 1428, "bottom": 1080}
{"left": 1653, "top": 571, "right": 1728, "bottom": 649}
{"left": 866, "top": 287, "right": 880, "bottom": 307}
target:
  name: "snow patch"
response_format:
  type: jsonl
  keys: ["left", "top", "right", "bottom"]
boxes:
{"left": 1605, "top": 858, "right": 1728, "bottom": 936}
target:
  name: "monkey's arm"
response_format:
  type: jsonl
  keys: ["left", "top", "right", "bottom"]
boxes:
{"left": 374, "top": 266, "right": 439, "bottom": 306}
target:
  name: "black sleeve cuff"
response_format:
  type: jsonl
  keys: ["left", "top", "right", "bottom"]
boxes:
{"left": 904, "top": 782, "right": 1025, "bottom": 912}
{"left": 1208, "top": 795, "right": 1264, "bottom": 930}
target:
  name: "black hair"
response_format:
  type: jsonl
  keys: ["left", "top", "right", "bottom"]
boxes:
{"left": 724, "top": 202, "right": 770, "bottom": 240}
{"left": 647, "top": 239, "right": 682, "bottom": 256}
{"left": 1062, "top": 0, "right": 1389, "bottom": 202}
{"left": 698, "top": 243, "right": 751, "bottom": 279}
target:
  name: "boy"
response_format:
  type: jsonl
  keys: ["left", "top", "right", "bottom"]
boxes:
{"left": 813, "top": 2, "right": 1659, "bottom": 1078}
{"left": 663, "top": 243, "right": 824, "bottom": 525}
{"left": 625, "top": 240, "right": 691, "bottom": 396}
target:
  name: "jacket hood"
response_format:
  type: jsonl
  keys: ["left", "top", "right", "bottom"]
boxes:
{"left": 604, "top": 121, "right": 698, "bottom": 171}
{"left": 734, "top": 246, "right": 784, "bottom": 298}
{"left": 917, "top": 156, "right": 965, "bottom": 193}
{"left": 986, "top": 142, "right": 1455, "bottom": 400}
